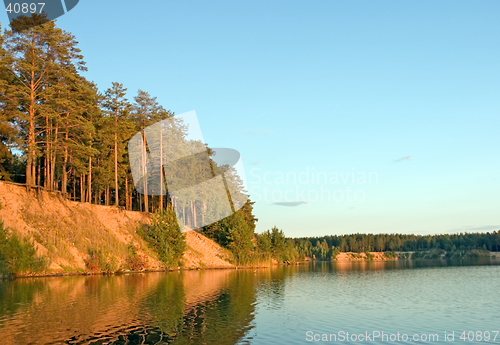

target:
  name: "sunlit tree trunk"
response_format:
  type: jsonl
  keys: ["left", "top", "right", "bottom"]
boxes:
{"left": 159, "top": 120, "right": 163, "bottom": 210}
{"left": 62, "top": 137, "right": 68, "bottom": 194}
{"left": 26, "top": 33, "right": 37, "bottom": 186}
{"left": 125, "top": 175, "right": 129, "bottom": 210}
{"left": 87, "top": 156, "right": 92, "bottom": 203}
{"left": 141, "top": 131, "right": 148, "bottom": 212}
{"left": 114, "top": 113, "right": 118, "bottom": 206}
{"left": 80, "top": 174, "right": 84, "bottom": 202}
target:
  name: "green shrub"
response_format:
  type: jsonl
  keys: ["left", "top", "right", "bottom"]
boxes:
{"left": 84, "top": 249, "right": 101, "bottom": 272}
{"left": 227, "top": 212, "right": 254, "bottom": 265}
{"left": 101, "top": 255, "right": 118, "bottom": 272}
{"left": 0, "top": 220, "right": 47, "bottom": 276}
{"left": 126, "top": 255, "right": 147, "bottom": 270}
{"left": 84, "top": 248, "right": 118, "bottom": 273}
{"left": 125, "top": 242, "right": 148, "bottom": 271}
{"left": 139, "top": 209, "right": 186, "bottom": 267}
{"left": 254, "top": 227, "right": 305, "bottom": 264}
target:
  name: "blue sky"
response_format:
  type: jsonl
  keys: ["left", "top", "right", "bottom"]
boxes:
{"left": 2, "top": 1, "right": 498, "bottom": 237}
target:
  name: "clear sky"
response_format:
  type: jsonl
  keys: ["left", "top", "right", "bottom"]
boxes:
{"left": 2, "top": 1, "right": 498, "bottom": 237}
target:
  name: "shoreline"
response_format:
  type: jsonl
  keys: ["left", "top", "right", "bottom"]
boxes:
{"left": 6, "top": 254, "right": 500, "bottom": 280}
{"left": 2, "top": 264, "right": 276, "bottom": 280}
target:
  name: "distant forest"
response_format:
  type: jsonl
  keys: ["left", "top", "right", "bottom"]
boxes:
{"left": 300, "top": 232, "right": 500, "bottom": 260}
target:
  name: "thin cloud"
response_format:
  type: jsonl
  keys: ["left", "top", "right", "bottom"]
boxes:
{"left": 273, "top": 201, "right": 308, "bottom": 207}
{"left": 393, "top": 155, "right": 412, "bottom": 163}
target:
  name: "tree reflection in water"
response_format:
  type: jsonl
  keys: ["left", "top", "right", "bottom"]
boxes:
{"left": 0, "top": 269, "right": 267, "bottom": 344}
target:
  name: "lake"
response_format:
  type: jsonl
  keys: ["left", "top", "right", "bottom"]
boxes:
{"left": 1, "top": 259, "right": 499, "bottom": 344}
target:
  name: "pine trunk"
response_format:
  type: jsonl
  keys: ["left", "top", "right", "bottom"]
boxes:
{"left": 37, "top": 157, "right": 41, "bottom": 187}
{"left": 26, "top": 36, "right": 37, "bottom": 187}
{"left": 114, "top": 131, "right": 118, "bottom": 206}
{"left": 191, "top": 201, "right": 196, "bottom": 228}
{"left": 80, "top": 174, "right": 84, "bottom": 202}
{"left": 87, "top": 156, "right": 92, "bottom": 203}
{"left": 125, "top": 176, "right": 129, "bottom": 210}
{"left": 62, "top": 127, "right": 69, "bottom": 194}
{"left": 159, "top": 121, "right": 163, "bottom": 210}
{"left": 44, "top": 116, "right": 49, "bottom": 188}
{"left": 141, "top": 132, "right": 148, "bottom": 212}
{"left": 50, "top": 126, "right": 58, "bottom": 191}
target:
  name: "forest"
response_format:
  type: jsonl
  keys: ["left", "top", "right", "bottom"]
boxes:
{"left": 0, "top": 15, "right": 250, "bottom": 225}
{"left": 301, "top": 232, "right": 500, "bottom": 260}
{"left": 0, "top": 15, "right": 281, "bottom": 267}
{"left": 0, "top": 16, "right": 173, "bottom": 211}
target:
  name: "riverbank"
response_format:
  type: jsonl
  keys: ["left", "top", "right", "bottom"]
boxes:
{"left": 330, "top": 249, "right": 499, "bottom": 262}
{"left": 0, "top": 181, "right": 245, "bottom": 277}
{"left": 333, "top": 252, "right": 397, "bottom": 261}
{"left": 2, "top": 182, "right": 497, "bottom": 278}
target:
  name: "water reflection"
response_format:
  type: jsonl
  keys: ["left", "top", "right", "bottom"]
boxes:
{"left": 1, "top": 258, "right": 500, "bottom": 344}
{"left": 0, "top": 270, "right": 260, "bottom": 344}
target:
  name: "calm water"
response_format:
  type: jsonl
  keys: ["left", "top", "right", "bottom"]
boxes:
{"left": 1, "top": 259, "right": 499, "bottom": 344}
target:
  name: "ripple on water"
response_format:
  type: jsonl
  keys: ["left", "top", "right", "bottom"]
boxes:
{"left": 0, "top": 261, "right": 499, "bottom": 344}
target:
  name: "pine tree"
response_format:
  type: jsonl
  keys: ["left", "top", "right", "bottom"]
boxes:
{"left": 0, "top": 24, "right": 17, "bottom": 181}
{"left": 131, "top": 90, "right": 170, "bottom": 212}
{"left": 102, "top": 82, "right": 130, "bottom": 206}
{"left": 3, "top": 15, "right": 86, "bottom": 186}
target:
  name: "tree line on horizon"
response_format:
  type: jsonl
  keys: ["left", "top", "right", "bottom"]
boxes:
{"left": 300, "top": 232, "right": 500, "bottom": 260}
{"left": 249, "top": 230, "right": 500, "bottom": 263}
